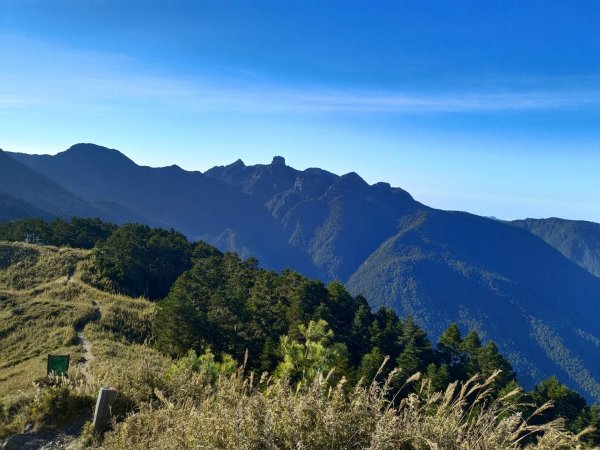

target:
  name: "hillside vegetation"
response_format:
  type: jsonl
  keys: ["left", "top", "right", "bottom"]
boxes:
{"left": 347, "top": 210, "right": 600, "bottom": 402}
{"left": 0, "top": 192, "right": 53, "bottom": 223}
{"left": 1, "top": 222, "right": 599, "bottom": 448}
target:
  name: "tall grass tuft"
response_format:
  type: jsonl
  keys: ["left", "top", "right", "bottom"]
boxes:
{"left": 0, "top": 375, "right": 94, "bottom": 436}
{"left": 98, "top": 367, "right": 591, "bottom": 450}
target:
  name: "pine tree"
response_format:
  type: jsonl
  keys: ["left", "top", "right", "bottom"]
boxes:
{"left": 275, "top": 319, "right": 348, "bottom": 386}
{"left": 475, "top": 342, "right": 516, "bottom": 391}
{"left": 425, "top": 363, "right": 451, "bottom": 392}
{"left": 437, "top": 323, "right": 474, "bottom": 381}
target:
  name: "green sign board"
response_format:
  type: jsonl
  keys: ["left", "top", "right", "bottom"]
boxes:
{"left": 47, "top": 354, "right": 70, "bottom": 376}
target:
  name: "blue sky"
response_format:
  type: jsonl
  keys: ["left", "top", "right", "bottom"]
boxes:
{"left": 1, "top": 0, "right": 599, "bottom": 221}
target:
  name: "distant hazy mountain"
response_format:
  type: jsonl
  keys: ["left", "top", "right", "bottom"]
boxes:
{"left": 4, "top": 143, "right": 600, "bottom": 402}
{"left": 0, "top": 148, "right": 164, "bottom": 226}
{"left": 513, "top": 218, "right": 600, "bottom": 278}
{"left": 0, "top": 149, "right": 99, "bottom": 219}
{"left": 8, "top": 144, "right": 318, "bottom": 275}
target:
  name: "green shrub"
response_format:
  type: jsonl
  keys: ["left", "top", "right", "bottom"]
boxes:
{"left": 166, "top": 349, "right": 236, "bottom": 382}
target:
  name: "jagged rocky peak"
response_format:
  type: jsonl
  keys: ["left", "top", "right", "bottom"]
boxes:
{"left": 271, "top": 156, "right": 286, "bottom": 166}
{"left": 232, "top": 158, "right": 245, "bottom": 167}
{"left": 373, "top": 181, "right": 391, "bottom": 189}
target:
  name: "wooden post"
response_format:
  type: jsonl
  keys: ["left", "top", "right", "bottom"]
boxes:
{"left": 93, "top": 387, "right": 117, "bottom": 431}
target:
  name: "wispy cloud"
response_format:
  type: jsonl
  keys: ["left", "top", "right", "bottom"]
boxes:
{"left": 191, "top": 88, "right": 600, "bottom": 113}
{"left": 2, "top": 34, "right": 600, "bottom": 115}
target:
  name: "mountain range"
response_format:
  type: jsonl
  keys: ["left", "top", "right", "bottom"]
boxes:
{"left": 1, "top": 143, "right": 599, "bottom": 403}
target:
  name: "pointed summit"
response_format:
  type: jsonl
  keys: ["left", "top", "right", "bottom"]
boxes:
{"left": 338, "top": 171, "right": 368, "bottom": 188}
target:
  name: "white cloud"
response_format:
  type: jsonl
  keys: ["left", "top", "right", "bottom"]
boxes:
{"left": 2, "top": 34, "right": 600, "bottom": 115}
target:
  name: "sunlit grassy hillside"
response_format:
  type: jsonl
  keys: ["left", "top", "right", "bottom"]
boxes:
{"left": 0, "top": 242, "right": 167, "bottom": 437}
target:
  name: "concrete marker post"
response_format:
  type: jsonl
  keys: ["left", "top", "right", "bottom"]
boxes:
{"left": 93, "top": 387, "right": 117, "bottom": 432}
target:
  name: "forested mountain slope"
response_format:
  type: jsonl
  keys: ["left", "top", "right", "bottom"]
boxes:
{"left": 0, "top": 192, "right": 53, "bottom": 222}
{"left": 206, "top": 156, "right": 424, "bottom": 281}
{"left": 347, "top": 210, "right": 600, "bottom": 400}
{"left": 513, "top": 217, "right": 600, "bottom": 278}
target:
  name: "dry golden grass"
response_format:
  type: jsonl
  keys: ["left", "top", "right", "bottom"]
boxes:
{"left": 97, "top": 368, "right": 592, "bottom": 450}
{"left": 0, "top": 245, "right": 93, "bottom": 405}
{"left": 0, "top": 242, "right": 89, "bottom": 291}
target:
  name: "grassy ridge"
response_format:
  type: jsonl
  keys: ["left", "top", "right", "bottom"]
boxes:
{"left": 0, "top": 242, "right": 167, "bottom": 437}
{"left": 0, "top": 243, "right": 92, "bottom": 404}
